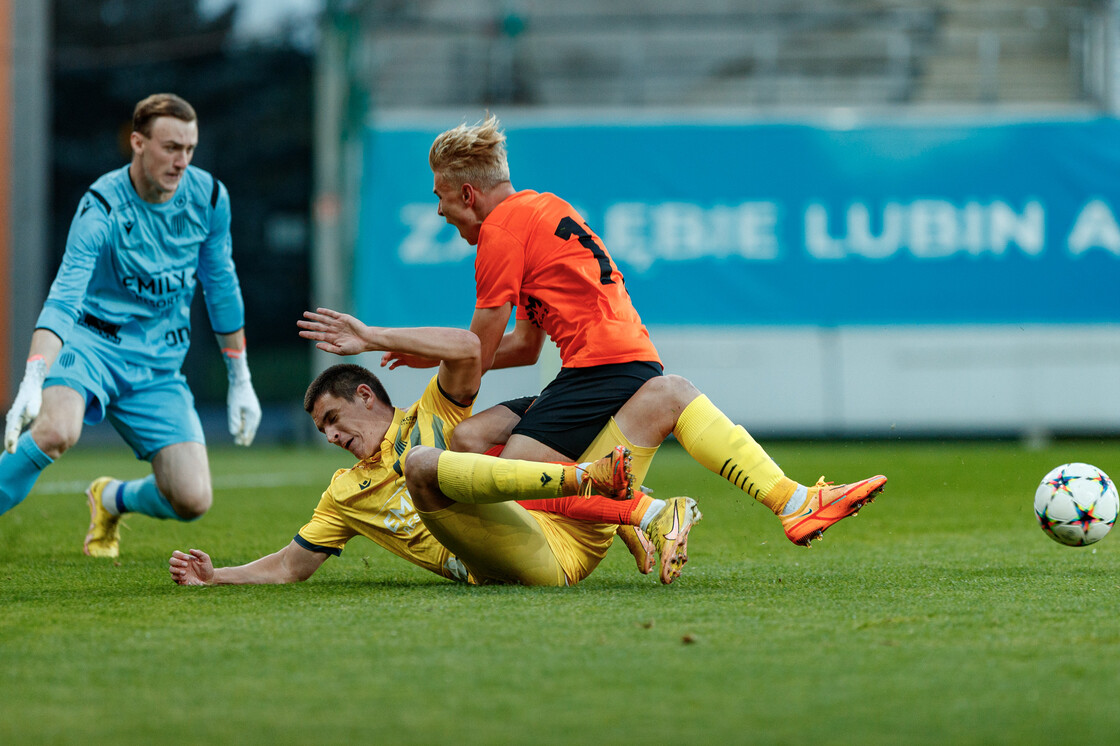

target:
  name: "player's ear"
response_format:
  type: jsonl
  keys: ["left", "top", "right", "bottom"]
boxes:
{"left": 129, "top": 131, "right": 145, "bottom": 155}
{"left": 355, "top": 383, "right": 374, "bottom": 408}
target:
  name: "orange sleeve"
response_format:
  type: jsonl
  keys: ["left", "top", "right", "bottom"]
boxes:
{"left": 475, "top": 223, "right": 525, "bottom": 309}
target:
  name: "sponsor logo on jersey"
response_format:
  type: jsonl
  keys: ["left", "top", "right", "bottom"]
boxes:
{"left": 524, "top": 295, "right": 549, "bottom": 328}
{"left": 122, "top": 269, "right": 192, "bottom": 298}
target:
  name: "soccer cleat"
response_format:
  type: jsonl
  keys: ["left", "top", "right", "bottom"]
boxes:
{"left": 615, "top": 524, "right": 654, "bottom": 575}
{"left": 781, "top": 474, "right": 887, "bottom": 547}
{"left": 579, "top": 445, "right": 634, "bottom": 500}
{"left": 84, "top": 477, "right": 122, "bottom": 558}
{"left": 643, "top": 496, "right": 702, "bottom": 585}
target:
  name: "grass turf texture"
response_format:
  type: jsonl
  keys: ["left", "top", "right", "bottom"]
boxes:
{"left": 2, "top": 440, "right": 1119, "bottom": 744}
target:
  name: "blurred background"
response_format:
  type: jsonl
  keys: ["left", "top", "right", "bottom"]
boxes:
{"left": 1, "top": 0, "right": 1118, "bottom": 446}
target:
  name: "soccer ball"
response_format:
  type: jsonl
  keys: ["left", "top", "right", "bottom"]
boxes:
{"left": 1034, "top": 462, "right": 1118, "bottom": 547}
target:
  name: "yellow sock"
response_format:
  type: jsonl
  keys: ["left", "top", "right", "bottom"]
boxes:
{"left": 435, "top": 451, "right": 577, "bottom": 504}
{"left": 673, "top": 395, "right": 795, "bottom": 513}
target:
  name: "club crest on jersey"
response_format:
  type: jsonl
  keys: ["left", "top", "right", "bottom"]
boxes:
{"left": 172, "top": 213, "right": 189, "bottom": 236}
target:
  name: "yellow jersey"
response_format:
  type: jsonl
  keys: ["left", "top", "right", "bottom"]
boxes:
{"left": 295, "top": 375, "right": 473, "bottom": 582}
{"left": 295, "top": 374, "right": 616, "bottom": 585}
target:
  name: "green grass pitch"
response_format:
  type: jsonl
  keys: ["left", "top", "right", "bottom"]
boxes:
{"left": 2, "top": 439, "right": 1119, "bottom": 744}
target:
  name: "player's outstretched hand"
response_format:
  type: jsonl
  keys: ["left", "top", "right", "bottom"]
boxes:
{"left": 297, "top": 308, "right": 372, "bottom": 356}
{"left": 169, "top": 549, "right": 215, "bottom": 586}
{"left": 4, "top": 357, "right": 47, "bottom": 453}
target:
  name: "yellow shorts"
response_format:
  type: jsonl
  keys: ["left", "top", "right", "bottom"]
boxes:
{"left": 416, "top": 501, "right": 586, "bottom": 586}
{"left": 418, "top": 415, "right": 657, "bottom": 586}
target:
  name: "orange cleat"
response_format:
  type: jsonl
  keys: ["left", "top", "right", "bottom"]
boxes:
{"left": 580, "top": 445, "right": 633, "bottom": 500}
{"left": 781, "top": 475, "right": 886, "bottom": 547}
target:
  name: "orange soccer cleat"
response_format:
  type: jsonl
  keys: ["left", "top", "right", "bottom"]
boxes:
{"left": 579, "top": 445, "right": 634, "bottom": 500}
{"left": 781, "top": 475, "right": 887, "bottom": 547}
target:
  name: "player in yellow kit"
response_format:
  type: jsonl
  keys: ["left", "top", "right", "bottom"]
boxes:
{"left": 169, "top": 318, "right": 669, "bottom": 587}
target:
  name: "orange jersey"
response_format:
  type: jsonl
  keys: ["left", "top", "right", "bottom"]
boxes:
{"left": 475, "top": 190, "right": 661, "bottom": 368}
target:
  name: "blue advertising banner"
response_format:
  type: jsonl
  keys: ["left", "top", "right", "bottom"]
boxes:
{"left": 356, "top": 116, "right": 1120, "bottom": 327}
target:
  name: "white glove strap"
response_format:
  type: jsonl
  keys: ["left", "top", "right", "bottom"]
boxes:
{"left": 23, "top": 356, "right": 47, "bottom": 386}
{"left": 223, "top": 348, "right": 251, "bottom": 384}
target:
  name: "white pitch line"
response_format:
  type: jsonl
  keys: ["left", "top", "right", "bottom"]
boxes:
{"left": 33, "top": 472, "right": 325, "bottom": 496}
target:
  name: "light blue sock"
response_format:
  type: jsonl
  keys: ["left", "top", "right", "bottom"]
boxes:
{"left": 639, "top": 499, "right": 668, "bottom": 532}
{"left": 0, "top": 432, "right": 53, "bottom": 515}
{"left": 781, "top": 485, "right": 810, "bottom": 515}
{"left": 119, "top": 475, "right": 188, "bottom": 521}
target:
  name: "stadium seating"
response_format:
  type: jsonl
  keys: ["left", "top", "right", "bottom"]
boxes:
{"left": 349, "top": 0, "right": 1096, "bottom": 108}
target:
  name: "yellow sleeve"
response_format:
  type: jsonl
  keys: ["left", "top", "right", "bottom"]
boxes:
{"left": 295, "top": 483, "right": 358, "bottom": 555}
{"left": 388, "top": 376, "right": 475, "bottom": 475}
{"left": 416, "top": 374, "right": 474, "bottom": 447}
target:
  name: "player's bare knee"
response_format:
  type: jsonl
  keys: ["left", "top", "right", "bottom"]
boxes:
{"left": 164, "top": 482, "right": 212, "bottom": 520}
{"left": 404, "top": 446, "right": 442, "bottom": 510}
{"left": 448, "top": 421, "right": 486, "bottom": 453}
{"left": 171, "top": 493, "right": 211, "bottom": 520}
{"left": 663, "top": 374, "right": 700, "bottom": 406}
{"left": 404, "top": 446, "right": 439, "bottom": 487}
{"left": 28, "top": 419, "right": 79, "bottom": 459}
{"left": 637, "top": 374, "right": 698, "bottom": 410}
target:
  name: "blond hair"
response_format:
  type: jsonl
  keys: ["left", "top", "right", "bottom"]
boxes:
{"left": 429, "top": 114, "right": 510, "bottom": 190}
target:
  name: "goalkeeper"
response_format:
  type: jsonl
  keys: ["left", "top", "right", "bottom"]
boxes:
{"left": 0, "top": 93, "right": 261, "bottom": 558}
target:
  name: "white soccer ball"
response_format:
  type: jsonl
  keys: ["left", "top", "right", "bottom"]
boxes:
{"left": 1034, "top": 462, "right": 1118, "bottom": 547}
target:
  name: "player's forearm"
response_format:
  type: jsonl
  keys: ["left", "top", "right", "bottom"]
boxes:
{"left": 26, "top": 329, "right": 64, "bottom": 368}
{"left": 210, "top": 552, "right": 306, "bottom": 585}
{"left": 371, "top": 326, "right": 481, "bottom": 365}
{"left": 489, "top": 332, "right": 542, "bottom": 370}
{"left": 214, "top": 328, "right": 247, "bottom": 353}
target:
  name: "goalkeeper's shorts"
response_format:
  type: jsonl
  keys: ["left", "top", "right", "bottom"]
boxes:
{"left": 44, "top": 336, "right": 205, "bottom": 460}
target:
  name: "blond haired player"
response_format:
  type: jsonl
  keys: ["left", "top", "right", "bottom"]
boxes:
{"left": 412, "top": 114, "right": 887, "bottom": 565}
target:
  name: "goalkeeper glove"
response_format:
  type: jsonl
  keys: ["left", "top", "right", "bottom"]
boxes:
{"left": 4, "top": 356, "right": 47, "bottom": 453}
{"left": 223, "top": 346, "right": 262, "bottom": 447}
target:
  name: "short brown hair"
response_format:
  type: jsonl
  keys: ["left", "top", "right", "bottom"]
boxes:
{"left": 132, "top": 93, "right": 197, "bottom": 137}
{"left": 303, "top": 363, "right": 392, "bottom": 413}
{"left": 428, "top": 113, "right": 510, "bottom": 190}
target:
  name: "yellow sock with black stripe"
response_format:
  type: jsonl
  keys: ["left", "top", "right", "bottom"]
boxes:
{"left": 435, "top": 451, "right": 578, "bottom": 504}
{"left": 673, "top": 394, "right": 798, "bottom": 514}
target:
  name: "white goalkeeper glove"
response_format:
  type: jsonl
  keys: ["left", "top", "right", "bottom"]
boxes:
{"left": 223, "top": 347, "right": 262, "bottom": 447}
{"left": 4, "top": 356, "right": 47, "bottom": 453}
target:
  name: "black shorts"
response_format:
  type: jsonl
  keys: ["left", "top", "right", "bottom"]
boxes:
{"left": 511, "top": 360, "right": 663, "bottom": 459}
{"left": 497, "top": 395, "right": 536, "bottom": 418}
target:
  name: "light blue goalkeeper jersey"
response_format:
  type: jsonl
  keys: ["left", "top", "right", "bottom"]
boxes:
{"left": 35, "top": 164, "right": 245, "bottom": 370}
